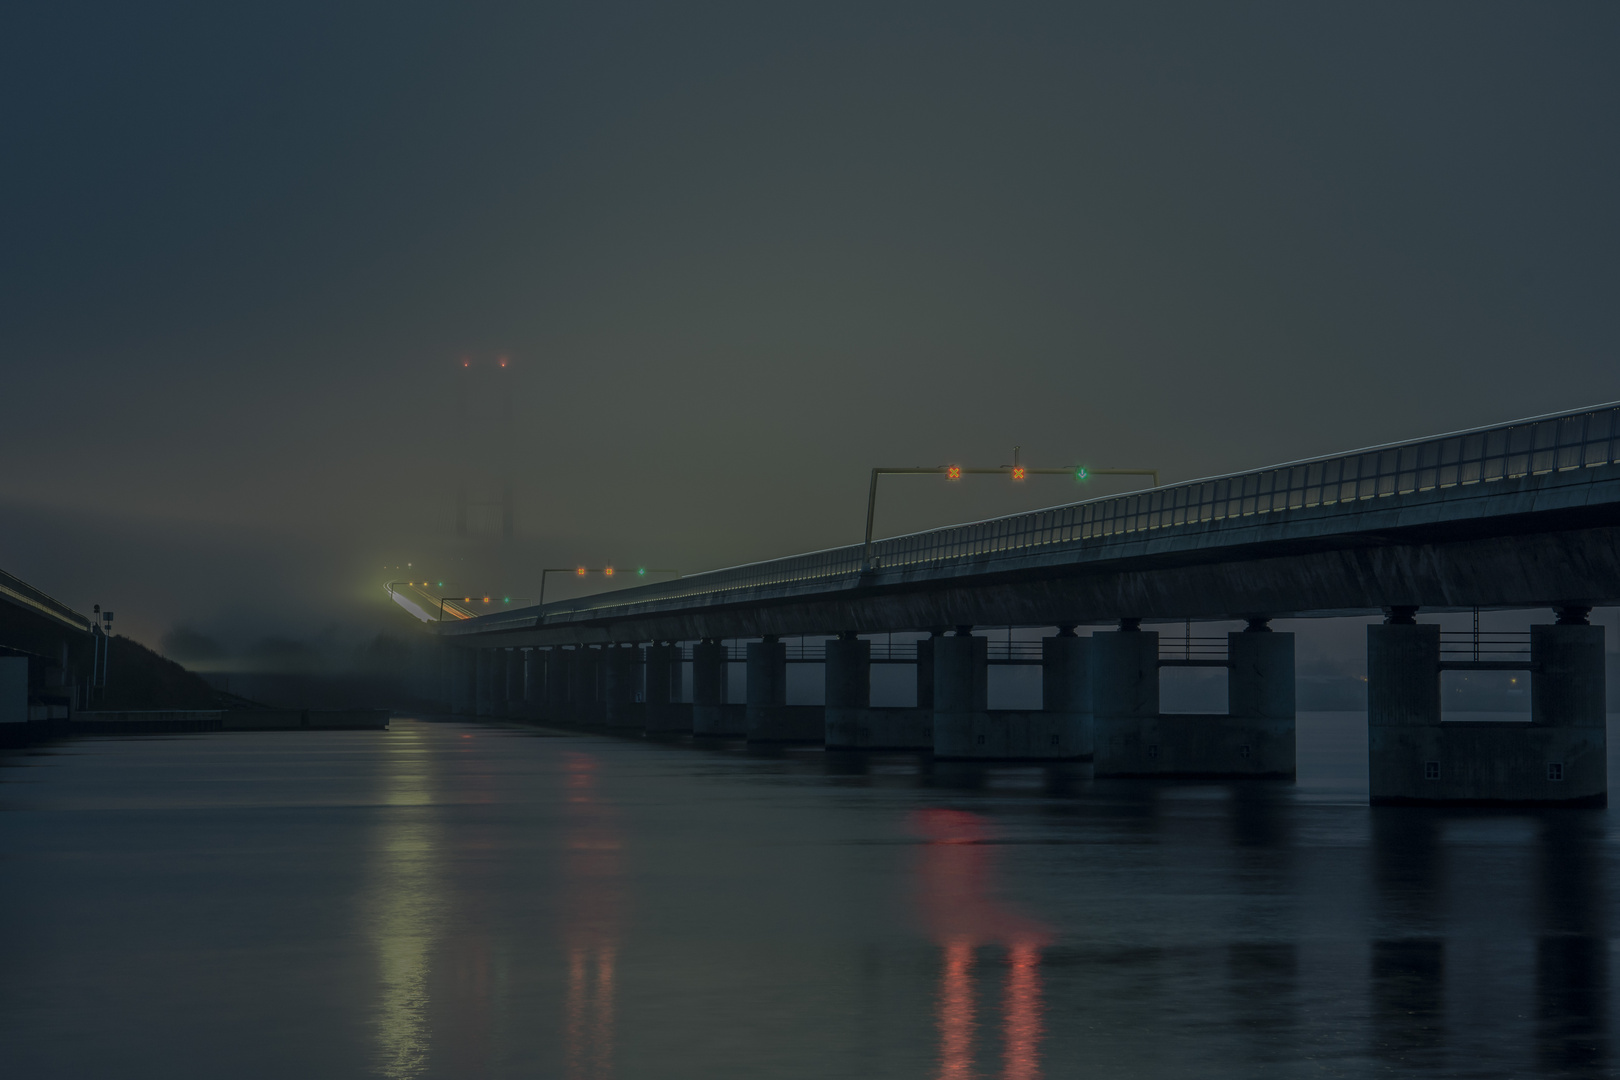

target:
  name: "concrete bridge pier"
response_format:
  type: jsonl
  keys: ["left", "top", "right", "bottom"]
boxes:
{"left": 502, "top": 648, "right": 523, "bottom": 718}
{"left": 747, "top": 636, "right": 821, "bottom": 742}
{"left": 1225, "top": 624, "right": 1296, "bottom": 774}
{"left": 572, "top": 646, "right": 604, "bottom": 726}
{"left": 643, "top": 643, "right": 691, "bottom": 733}
{"left": 545, "top": 648, "right": 572, "bottom": 724}
{"left": 1091, "top": 625, "right": 1158, "bottom": 774}
{"left": 824, "top": 633, "right": 933, "bottom": 749}
{"left": 931, "top": 628, "right": 987, "bottom": 758}
{"left": 522, "top": 649, "right": 545, "bottom": 721}
{"left": 1368, "top": 609, "right": 1605, "bottom": 805}
{"left": 692, "top": 640, "right": 744, "bottom": 736}
{"left": 474, "top": 648, "right": 498, "bottom": 717}
{"left": 933, "top": 626, "right": 1087, "bottom": 760}
{"left": 1094, "top": 620, "right": 1296, "bottom": 777}
{"left": 449, "top": 648, "right": 474, "bottom": 716}
{"left": 1042, "top": 627, "right": 1094, "bottom": 759}
{"left": 916, "top": 631, "right": 939, "bottom": 710}
{"left": 823, "top": 633, "right": 869, "bottom": 748}
{"left": 603, "top": 644, "right": 642, "bottom": 730}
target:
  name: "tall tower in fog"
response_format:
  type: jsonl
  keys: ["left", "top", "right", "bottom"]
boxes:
{"left": 453, "top": 356, "right": 516, "bottom": 544}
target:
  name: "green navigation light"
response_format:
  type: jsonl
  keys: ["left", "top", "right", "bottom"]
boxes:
{"left": 1075, "top": 467, "right": 1089, "bottom": 481}
{"left": 638, "top": 568, "right": 647, "bottom": 576}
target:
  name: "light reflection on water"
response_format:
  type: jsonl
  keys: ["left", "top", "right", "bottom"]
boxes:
{"left": 370, "top": 724, "right": 444, "bottom": 1079}
{"left": 1, "top": 713, "right": 1617, "bottom": 1079}
{"left": 563, "top": 751, "right": 622, "bottom": 1080}
{"left": 913, "top": 808, "right": 1049, "bottom": 1080}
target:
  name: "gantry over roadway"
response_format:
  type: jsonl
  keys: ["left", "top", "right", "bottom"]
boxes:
{"left": 436, "top": 401, "right": 1620, "bottom": 647}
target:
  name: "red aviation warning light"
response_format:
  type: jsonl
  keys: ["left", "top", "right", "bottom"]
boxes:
{"left": 946, "top": 465, "right": 962, "bottom": 480}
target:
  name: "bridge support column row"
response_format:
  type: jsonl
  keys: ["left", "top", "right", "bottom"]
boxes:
{"left": 1368, "top": 610, "right": 1605, "bottom": 805}
{"left": 1092, "top": 623, "right": 1295, "bottom": 777}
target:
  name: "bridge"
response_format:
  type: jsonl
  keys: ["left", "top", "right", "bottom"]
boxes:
{"left": 0, "top": 568, "right": 95, "bottom": 746}
{"left": 426, "top": 401, "right": 1620, "bottom": 806}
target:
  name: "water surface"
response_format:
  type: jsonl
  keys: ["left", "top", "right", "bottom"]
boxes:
{"left": 1, "top": 714, "right": 1614, "bottom": 1078}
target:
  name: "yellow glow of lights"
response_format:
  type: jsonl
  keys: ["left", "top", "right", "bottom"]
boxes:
{"left": 604, "top": 567, "right": 614, "bottom": 576}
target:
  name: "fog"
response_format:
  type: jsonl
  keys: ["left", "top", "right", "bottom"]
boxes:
{"left": 3, "top": 2, "right": 1618, "bottom": 668}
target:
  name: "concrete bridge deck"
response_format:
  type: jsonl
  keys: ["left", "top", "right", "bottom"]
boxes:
{"left": 439, "top": 401, "right": 1620, "bottom": 646}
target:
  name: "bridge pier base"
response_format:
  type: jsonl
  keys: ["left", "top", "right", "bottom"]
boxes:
{"left": 747, "top": 637, "right": 821, "bottom": 743}
{"left": 931, "top": 628, "right": 1086, "bottom": 760}
{"left": 1094, "top": 625, "right": 1295, "bottom": 777}
{"left": 824, "top": 634, "right": 933, "bottom": 749}
{"left": 643, "top": 644, "right": 690, "bottom": 733}
{"left": 692, "top": 640, "right": 744, "bottom": 736}
{"left": 602, "top": 644, "right": 642, "bottom": 730}
{"left": 1368, "top": 614, "right": 1606, "bottom": 805}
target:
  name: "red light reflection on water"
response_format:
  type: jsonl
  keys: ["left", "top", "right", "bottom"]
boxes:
{"left": 912, "top": 808, "right": 1050, "bottom": 1080}
{"left": 563, "top": 752, "right": 622, "bottom": 1080}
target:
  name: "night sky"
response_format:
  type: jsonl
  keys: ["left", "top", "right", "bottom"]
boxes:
{"left": 4, "top": 2, "right": 1618, "bottom": 655}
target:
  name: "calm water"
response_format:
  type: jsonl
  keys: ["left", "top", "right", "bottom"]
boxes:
{"left": 1, "top": 714, "right": 1616, "bottom": 1079}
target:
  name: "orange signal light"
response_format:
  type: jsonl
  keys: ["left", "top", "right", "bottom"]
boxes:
{"left": 1011, "top": 466, "right": 1026, "bottom": 480}
{"left": 464, "top": 597, "right": 471, "bottom": 603}
{"left": 604, "top": 567, "right": 614, "bottom": 576}
{"left": 946, "top": 466, "right": 962, "bottom": 480}
{"left": 576, "top": 567, "right": 586, "bottom": 576}
{"left": 483, "top": 597, "right": 490, "bottom": 603}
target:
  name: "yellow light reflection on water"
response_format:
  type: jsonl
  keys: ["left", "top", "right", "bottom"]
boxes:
{"left": 370, "top": 725, "right": 443, "bottom": 1079}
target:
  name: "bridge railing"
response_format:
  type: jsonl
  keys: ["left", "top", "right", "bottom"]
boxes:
{"left": 0, "top": 568, "right": 93, "bottom": 634}
{"left": 525, "top": 402, "right": 1620, "bottom": 623}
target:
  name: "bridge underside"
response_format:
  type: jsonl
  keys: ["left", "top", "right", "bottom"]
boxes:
{"left": 462, "top": 519, "right": 1620, "bottom": 648}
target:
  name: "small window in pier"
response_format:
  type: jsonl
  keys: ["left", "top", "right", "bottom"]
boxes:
{"left": 1424, "top": 761, "right": 1440, "bottom": 780}
{"left": 1548, "top": 763, "right": 1564, "bottom": 782}
{"left": 1147, "top": 744, "right": 1160, "bottom": 760}
{"left": 1238, "top": 745, "right": 1251, "bottom": 759}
